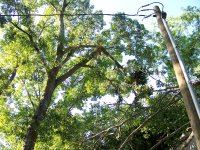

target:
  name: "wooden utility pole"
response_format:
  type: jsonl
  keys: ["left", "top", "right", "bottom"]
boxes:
{"left": 154, "top": 6, "right": 200, "bottom": 149}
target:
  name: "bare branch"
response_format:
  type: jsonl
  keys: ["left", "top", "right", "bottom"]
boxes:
{"left": 150, "top": 122, "right": 189, "bottom": 150}
{"left": 177, "top": 132, "right": 194, "bottom": 150}
{"left": 87, "top": 119, "right": 129, "bottom": 140}
{"left": 119, "top": 92, "right": 180, "bottom": 150}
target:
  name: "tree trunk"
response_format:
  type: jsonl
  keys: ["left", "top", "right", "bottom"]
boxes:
{"left": 22, "top": 47, "right": 101, "bottom": 149}
{"left": 23, "top": 76, "right": 57, "bottom": 150}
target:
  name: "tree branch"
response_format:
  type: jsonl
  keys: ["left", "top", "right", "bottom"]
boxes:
{"left": 49, "top": 2, "right": 58, "bottom": 11}
{"left": 150, "top": 122, "right": 189, "bottom": 150}
{"left": 87, "top": 119, "right": 129, "bottom": 140}
{"left": 23, "top": 81, "right": 36, "bottom": 112}
{"left": 56, "top": 0, "right": 69, "bottom": 61}
{"left": 10, "top": 22, "right": 32, "bottom": 37}
{"left": 10, "top": 22, "right": 48, "bottom": 69}
{"left": 119, "top": 92, "right": 180, "bottom": 150}
{"left": 55, "top": 46, "right": 101, "bottom": 85}
{"left": 61, "top": 44, "right": 97, "bottom": 65}
{"left": 0, "top": 67, "right": 17, "bottom": 96}
{"left": 177, "top": 131, "right": 195, "bottom": 150}
{"left": 63, "top": 45, "right": 98, "bottom": 54}
{"left": 85, "top": 105, "right": 149, "bottom": 142}
{"left": 154, "top": 80, "right": 200, "bottom": 93}
{"left": 38, "top": 18, "right": 53, "bottom": 39}
{"left": 101, "top": 48, "right": 123, "bottom": 69}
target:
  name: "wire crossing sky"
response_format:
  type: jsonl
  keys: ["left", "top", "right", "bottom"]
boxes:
{"left": 90, "top": 0, "right": 200, "bottom": 30}
{"left": 90, "top": 0, "right": 199, "bottom": 17}
{"left": 0, "top": 2, "right": 163, "bottom": 18}
{"left": 1, "top": 1, "right": 198, "bottom": 31}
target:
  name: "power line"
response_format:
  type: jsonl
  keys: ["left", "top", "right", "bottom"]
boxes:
{"left": 0, "top": 2, "right": 165, "bottom": 20}
{"left": 137, "top": 2, "right": 165, "bottom": 20}
{"left": 0, "top": 13, "right": 144, "bottom": 17}
{"left": 137, "top": 2, "right": 164, "bottom": 14}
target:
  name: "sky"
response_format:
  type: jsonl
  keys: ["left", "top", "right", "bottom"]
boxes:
{"left": 90, "top": 0, "right": 199, "bottom": 16}
{"left": 90, "top": 0, "right": 200, "bottom": 30}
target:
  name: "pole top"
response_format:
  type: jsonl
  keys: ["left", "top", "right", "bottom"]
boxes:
{"left": 153, "top": 5, "right": 167, "bottom": 19}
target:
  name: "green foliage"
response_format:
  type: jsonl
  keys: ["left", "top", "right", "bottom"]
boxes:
{"left": 0, "top": 1, "right": 199, "bottom": 149}
{"left": 159, "top": 6, "right": 200, "bottom": 79}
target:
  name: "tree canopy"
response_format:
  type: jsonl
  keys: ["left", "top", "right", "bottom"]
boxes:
{"left": 0, "top": 0, "right": 200, "bottom": 149}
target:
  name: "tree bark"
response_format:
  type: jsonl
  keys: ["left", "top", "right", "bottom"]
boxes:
{"left": 23, "top": 75, "right": 57, "bottom": 150}
{"left": 23, "top": 1, "right": 68, "bottom": 149}
{"left": 23, "top": 47, "right": 101, "bottom": 149}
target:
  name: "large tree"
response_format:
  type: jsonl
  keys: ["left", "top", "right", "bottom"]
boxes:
{"left": 0, "top": 0, "right": 157, "bottom": 149}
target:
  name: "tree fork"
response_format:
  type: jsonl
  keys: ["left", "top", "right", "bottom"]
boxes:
{"left": 23, "top": 47, "right": 102, "bottom": 149}
{"left": 154, "top": 6, "right": 200, "bottom": 149}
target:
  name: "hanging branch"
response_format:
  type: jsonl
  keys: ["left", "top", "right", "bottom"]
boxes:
{"left": 61, "top": 45, "right": 97, "bottom": 65}
{"left": 101, "top": 48, "right": 123, "bottom": 70}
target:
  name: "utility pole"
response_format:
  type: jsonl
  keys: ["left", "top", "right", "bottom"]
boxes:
{"left": 154, "top": 6, "right": 200, "bottom": 149}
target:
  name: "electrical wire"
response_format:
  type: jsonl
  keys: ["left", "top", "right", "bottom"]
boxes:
{"left": 137, "top": 2, "right": 165, "bottom": 20}
{"left": 137, "top": 2, "right": 164, "bottom": 14}
{"left": 0, "top": 2, "right": 164, "bottom": 19}
{"left": 0, "top": 13, "right": 141, "bottom": 17}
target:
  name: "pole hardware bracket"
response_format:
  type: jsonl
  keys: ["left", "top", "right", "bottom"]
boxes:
{"left": 153, "top": 11, "right": 167, "bottom": 19}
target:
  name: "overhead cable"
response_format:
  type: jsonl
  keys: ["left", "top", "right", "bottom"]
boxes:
{"left": 0, "top": 13, "right": 143, "bottom": 17}
{"left": 0, "top": 1, "right": 165, "bottom": 19}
